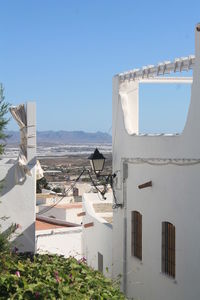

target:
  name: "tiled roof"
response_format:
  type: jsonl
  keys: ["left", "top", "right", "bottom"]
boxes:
{"left": 36, "top": 220, "right": 66, "bottom": 231}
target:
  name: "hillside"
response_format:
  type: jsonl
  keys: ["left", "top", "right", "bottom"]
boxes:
{"left": 6, "top": 130, "right": 112, "bottom": 145}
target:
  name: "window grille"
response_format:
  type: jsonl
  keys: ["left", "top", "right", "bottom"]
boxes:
{"left": 131, "top": 211, "right": 142, "bottom": 260}
{"left": 162, "top": 222, "right": 176, "bottom": 278}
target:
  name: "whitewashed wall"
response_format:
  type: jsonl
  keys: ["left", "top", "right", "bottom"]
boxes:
{"left": 112, "top": 25, "right": 200, "bottom": 300}
{"left": 125, "top": 163, "right": 200, "bottom": 300}
{"left": 0, "top": 102, "right": 36, "bottom": 252}
{"left": 37, "top": 206, "right": 83, "bottom": 224}
{"left": 36, "top": 227, "right": 83, "bottom": 259}
{"left": 82, "top": 193, "right": 113, "bottom": 277}
{"left": 37, "top": 206, "right": 67, "bottom": 221}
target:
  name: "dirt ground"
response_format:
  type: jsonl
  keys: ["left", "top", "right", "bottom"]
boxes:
{"left": 39, "top": 153, "right": 112, "bottom": 182}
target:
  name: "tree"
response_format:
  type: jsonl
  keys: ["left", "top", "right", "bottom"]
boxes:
{"left": 36, "top": 177, "right": 50, "bottom": 193}
{"left": 0, "top": 83, "right": 10, "bottom": 155}
{"left": 0, "top": 83, "right": 10, "bottom": 253}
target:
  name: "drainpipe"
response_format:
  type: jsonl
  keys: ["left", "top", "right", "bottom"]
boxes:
{"left": 122, "top": 161, "right": 128, "bottom": 295}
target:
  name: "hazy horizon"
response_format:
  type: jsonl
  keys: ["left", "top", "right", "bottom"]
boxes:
{"left": 0, "top": 0, "right": 197, "bottom": 134}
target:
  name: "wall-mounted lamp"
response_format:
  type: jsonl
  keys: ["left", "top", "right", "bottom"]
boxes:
{"left": 37, "top": 148, "right": 122, "bottom": 216}
{"left": 88, "top": 148, "right": 105, "bottom": 175}
{"left": 88, "top": 148, "right": 121, "bottom": 208}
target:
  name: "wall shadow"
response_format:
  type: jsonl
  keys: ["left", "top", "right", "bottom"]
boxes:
{"left": 0, "top": 157, "right": 36, "bottom": 197}
{"left": 10, "top": 222, "right": 35, "bottom": 253}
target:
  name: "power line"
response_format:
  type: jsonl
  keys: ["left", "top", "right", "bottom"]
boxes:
{"left": 37, "top": 168, "right": 111, "bottom": 215}
{"left": 37, "top": 169, "right": 85, "bottom": 215}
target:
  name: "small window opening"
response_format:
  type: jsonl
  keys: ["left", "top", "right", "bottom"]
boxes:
{"left": 162, "top": 222, "right": 176, "bottom": 278}
{"left": 131, "top": 211, "right": 142, "bottom": 260}
{"left": 98, "top": 252, "right": 103, "bottom": 272}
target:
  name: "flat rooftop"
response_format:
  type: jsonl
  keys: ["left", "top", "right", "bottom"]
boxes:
{"left": 42, "top": 203, "right": 83, "bottom": 209}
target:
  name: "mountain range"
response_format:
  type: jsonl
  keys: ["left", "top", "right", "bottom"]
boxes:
{"left": 5, "top": 130, "right": 112, "bottom": 145}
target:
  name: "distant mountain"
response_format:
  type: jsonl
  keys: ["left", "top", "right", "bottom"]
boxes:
{"left": 5, "top": 130, "right": 112, "bottom": 145}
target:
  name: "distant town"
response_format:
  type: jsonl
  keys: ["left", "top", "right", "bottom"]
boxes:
{"left": 4, "top": 134, "right": 112, "bottom": 195}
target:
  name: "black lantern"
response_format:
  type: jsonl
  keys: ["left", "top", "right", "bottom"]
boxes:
{"left": 87, "top": 148, "right": 121, "bottom": 207}
{"left": 88, "top": 148, "right": 105, "bottom": 174}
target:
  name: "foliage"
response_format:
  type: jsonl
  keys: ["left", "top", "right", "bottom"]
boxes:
{"left": 0, "top": 83, "right": 10, "bottom": 155}
{"left": 36, "top": 177, "right": 50, "bottom": 193}
{"left": 0, "top": 83, "right": 10, "bottom": 252}
{"left": 81, "top": 177, "right": 91, "bottom": 183}
{"left": 0, "top": 227, "right": 10, "bottom": 253}
{"left": 52, "top": 187, "right": 62, "bottom": 193}
{"left": 0, "top": 252, "right": 126, "bottom": 300}
{"left": 0, "top": 222, "right": 16, "bottom": 253}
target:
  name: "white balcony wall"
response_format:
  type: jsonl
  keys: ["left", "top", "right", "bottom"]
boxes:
{"left": 0, "top": 102, "right": 36, "bottom": 253}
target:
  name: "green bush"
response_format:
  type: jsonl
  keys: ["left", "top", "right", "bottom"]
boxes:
{"left": 0, "top": 229, "right": 9, "bottom": 253}
{"left": 52, "top": 187, "right": 62, "bottom": 194}
{"left": 36, "top": 177, "right": 50, "bottom": 193}
{"left": 0, "top": 252, "right": 126, "bottom": 300}
{"left": 0, "top": 83, "right": 9, "bottom": 155}
{"left": 0, "top": 83, "right": 11, "bottom": 254}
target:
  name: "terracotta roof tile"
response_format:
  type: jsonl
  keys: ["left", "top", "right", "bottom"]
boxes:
{"left": 36, "top": 220, "right": 66, "bottom": 231}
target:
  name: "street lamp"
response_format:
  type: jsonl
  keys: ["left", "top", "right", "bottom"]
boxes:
{"left": 38, "top": 148, "right": 121, "bottom": 217}
{"left": 88, "top": 148, "right": 121, "bottom": 207}
{"left": 88, "top": 148, "right": 105, "bottom": 175}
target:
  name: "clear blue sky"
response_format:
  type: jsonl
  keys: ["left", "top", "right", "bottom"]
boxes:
{"left": 1, "top": 0, "right": 199, "bottom": 133}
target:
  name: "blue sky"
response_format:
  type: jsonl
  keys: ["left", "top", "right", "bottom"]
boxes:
{"left": 0, "top": 0, "right": 199, "bottom": 133}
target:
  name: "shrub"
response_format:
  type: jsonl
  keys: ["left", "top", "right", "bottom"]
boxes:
{"left": 0, "top": 253, "right": 126, "bottom": 299}
{"left": 0, "top": 83, "right": 9, "bottom": 155}
{"left": 0, "top": 83, "right": 10, "bottom": 254}
{"left": 36, "top": 177, "right": 50, "bottom": 193}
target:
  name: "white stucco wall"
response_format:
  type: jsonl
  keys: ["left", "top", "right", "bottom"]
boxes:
{"left": 37, "top": 206, "right": 67, "bottom": 220}
{"left": 125, "top": 163, "right": 200, "bottom": 300}
{"left": 112, "top": 25, "right": 200, "bottom": 300}
{"left": 82, "top": 193, "right": 113, "bottom": 277}
{"left": 37, "top": 206, "right": 83, "bottom": 224}
{"left": 0, "top": 102, "right": 36, "bottom": 252}
{"left": 36, "top": 227, "right": 83, "bottom": 259}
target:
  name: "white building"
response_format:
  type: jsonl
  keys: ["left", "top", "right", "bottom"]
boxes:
{"left": 0, "top": 102, "right": 36, "bottom": 252}
{"left": 36, "top": 220, "right": 83, "bottom": 259}
{"left": 37, "top": 201, "right": 83, "bottom": 224}
{"left": 82, "top": 23, "right": 200, "bottom": 300}
{"left": 111, "top": 23, "right": 200, "bottom": 300}
{"left": 82, "top": 193, "right": 113, "bottom": 277}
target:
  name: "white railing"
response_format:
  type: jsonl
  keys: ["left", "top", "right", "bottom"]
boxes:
{"left": 119, "top": 55, "right": 195, "bottom": 82}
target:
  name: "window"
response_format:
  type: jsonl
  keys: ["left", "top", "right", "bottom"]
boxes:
{"left": 98, "top": 252, "right": 103, "bottom": 272}
{"left": 131, "top": 211, "right": 142, "bottom": 260}
{"left": 162, "top": 222, "right": 176, "bottom": 278}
